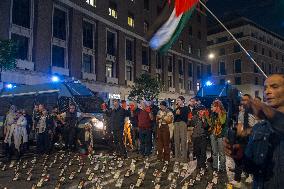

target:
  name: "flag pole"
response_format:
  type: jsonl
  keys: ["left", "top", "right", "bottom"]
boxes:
{"left": 199, "top": 0, "right": 268, "bottom": 78}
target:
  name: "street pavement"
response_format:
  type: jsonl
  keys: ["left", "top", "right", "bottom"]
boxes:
{"left": 0, "top": 147, "right": 252, "bottom": 189}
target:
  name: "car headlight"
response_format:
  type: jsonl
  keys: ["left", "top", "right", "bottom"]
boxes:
{"left": 91, "top": 117, "right": 104, "bottom": 130}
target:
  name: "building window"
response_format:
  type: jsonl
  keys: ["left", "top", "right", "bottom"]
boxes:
{"left": 197, "top": 64, "right": 201, "bottom": 79}
{"left": 83, "top": 21, "right": 93, "bottom": 49}
{"left": 254, "top": 44, "right": 258, "bottom": 52}
{"left": 197, "top": 49, "right": 201, "bottom": 57}
{"left": 144, "top": 0, "right": 149, "bottom": 10}
{"left": 188, "top": 63, "right": 193, "bottom": 77}
{"left": 197, "top": 31, "right": 201, "bottom": 40}
{"left": 143, "top": 21, "right": 148, "bottom": 33}
{"left": 219, "top": 61, "right": 226, "bottom": 75}
{"left": 254, "top": 65, "right": 259, "bottom": 73}
{"left": 235, "top": 77, "right": 241, "bottom": 85}
{"left": 168, "top": 76, "right": 173, "bottom": 88}
{"left": 128, "top": 12, "right": 134, "bottom": 27}
{"left": 234, "top": 59, "right": 242, "bottom": 73}
{"left": 189, "top": 26, "right": 192, "bottom": 36}
{"left": 255, "top": 91, "right": 259, "bottom": 97}
{"left": 276, "top": 53, "right": 278, "bottom": 60}
{"left": 12, "top": 0, "right": 31, "bottom": 28}
{"left": 53, "top": 8, "right": 67, "bottom": 40}
{"left": 156, "top": 54, "right": 162, "bottom": 69}
{"left": 82, "top": 54, "right": 93, "bottom": 73}
{"left": 269, "top": 64, "right": 272, "bottom": 74}
{"left": 125, "top": 38, "right": 134, "bottom": 61}
{"left": 255, "top": 77, "right": 259, "bottom": 85}
{"left": 86, "top": 0, "right": 95, "bottom": 6}
{"left": 52, "top": 45, "right": 65, "bottom": 68}
{"left": 106, "top": 63, "right": 113, "bottom": 77}
{"left": 142, "top": 46, "right": 149, "bottom": 65}
{"left": 178, "top": 59, "right": 184, "bottom": 75}
{"left": 269, "top": 51, "right": 272, "bottom": 57}
{"left": 197, "top": 82, "right": 200, "bottom": 91}
{"left": 233, "top": 45, "right": 241, "bottom": 53}
{"left": 262, "top": 48, "right": 265, "bottom": 55}
{"left": 109, "top": 2, "right": 117, "bottom": 19}
{"left": 168, "top": 55, "right": 173, "bottom": 72}
{"left": 126, "top": 66, "right": 132, "bottom": 81}
{"left": 219, "top": 48, "right": 225, "bottom": 55}
{"left": 188, "top": 45, "right": 192, "bottom": 54}
{"left": 11, "top": 33, "right": 29, "bottom": 60}
{"left": 156, "top": 73, "right": 161, "bottom": 82}
{"left": 179, "top": 40, "right": 184, "bottom": 51}
{"left": 189, "top": 80, "right": 193, "bottom": 90}
{"left": 179, "top": 78, "right": 184, "bottom": 89}
{"left": 106, "top": 30, "right": 116, "bottom": 56}
{"left": 207, "top": 65, "right": 211, "bottom": 76}
{"left": 282, "top": 55, "right": 284, "bottom": 62}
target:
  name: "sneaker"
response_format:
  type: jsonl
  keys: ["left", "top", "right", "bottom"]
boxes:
{"left": 230, "top": 180, "right": 242, "bottom": 188}
{"left": 245, "top": 175, "right": 253, "bottom": 183}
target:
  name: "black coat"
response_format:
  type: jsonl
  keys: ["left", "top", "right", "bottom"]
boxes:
{"left": 107, "top": 106, "right": 127, "bottom": 131}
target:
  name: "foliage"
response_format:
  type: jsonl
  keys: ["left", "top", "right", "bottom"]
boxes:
{"left": 128, "top": 73, "right": 161, "bottom": 102}
{"left": 0, "top": 39, "right": 17, "bottom": 70}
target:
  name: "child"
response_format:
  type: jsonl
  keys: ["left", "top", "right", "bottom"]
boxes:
{"left": 77, "top": 123, "right": 93, "bottom": 155}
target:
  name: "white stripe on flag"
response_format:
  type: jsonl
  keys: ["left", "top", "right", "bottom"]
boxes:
{"left": 149, "top": 8, "right": 182, "bottom": 50}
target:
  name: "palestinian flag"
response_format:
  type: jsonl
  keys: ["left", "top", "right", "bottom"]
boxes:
{"left": 148, "top": 0, "right": 199, "bottom": 53}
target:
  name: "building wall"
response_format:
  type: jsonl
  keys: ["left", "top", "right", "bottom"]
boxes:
{"left": 0, "top": 0, "right": 208, "bottom": 103}
{"left": 208, "top": 21, "right": 284, "bottom": 98}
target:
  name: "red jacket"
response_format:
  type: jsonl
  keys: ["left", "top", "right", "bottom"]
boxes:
{"left": 137, "top": 110, "right": 152, "bottom": 129}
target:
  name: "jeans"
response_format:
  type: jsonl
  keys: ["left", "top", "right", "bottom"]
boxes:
{"left": 139, "top": 128, "right": 152, "bottom": 156}
{"left": 174, "top": 121, "right": 188, "bottom": 162}
{"left": 210, "top": 135, "right": 226, "bottom": 170}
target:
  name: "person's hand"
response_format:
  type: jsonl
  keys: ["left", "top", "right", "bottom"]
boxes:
{"left": 223, "top": 138, "right": 244, "bottom": 160}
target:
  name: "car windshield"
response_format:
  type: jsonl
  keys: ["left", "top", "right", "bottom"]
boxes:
{"left": 74, "top": 96, "right": 104, "bottom": 113}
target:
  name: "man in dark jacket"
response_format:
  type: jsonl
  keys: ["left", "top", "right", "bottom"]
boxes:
{"left": 224, "top": 74, "right": 284, "bottom": 189}
{"left": 105, "top": 99, "right": 128, "bottom": 158}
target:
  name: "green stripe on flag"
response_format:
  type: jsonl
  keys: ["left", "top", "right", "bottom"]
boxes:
{"left": 159, "top": 6, "right": 196, "bottom": 53}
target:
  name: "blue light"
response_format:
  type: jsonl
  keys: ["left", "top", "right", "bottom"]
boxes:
{"left": 205, "top": 81, "right": 213, "bottom": 86}
{"left": 6, "top": 84, "right": 13, "bottom": 89}
{"left": 51, "top": 76, "right": 60, "bottom": 82}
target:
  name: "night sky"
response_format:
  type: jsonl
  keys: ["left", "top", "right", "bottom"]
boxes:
{"left": 206, "top": 0, "right": 284, "bottom": 36}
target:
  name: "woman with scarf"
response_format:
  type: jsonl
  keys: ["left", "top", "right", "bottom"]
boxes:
{"left": 4, "top": 105, "right": 18, "bottom": 160}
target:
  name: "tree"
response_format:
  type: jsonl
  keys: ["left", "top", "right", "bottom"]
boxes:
{"left": 128, "top": 73, "right": 161, "bottom": 102}
{"left": 0, "top": 39, "right": 17, "bottom": 71}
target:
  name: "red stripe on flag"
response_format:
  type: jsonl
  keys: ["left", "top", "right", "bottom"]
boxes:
{"left": 175, "top": 0, "right": 199, "bottom": 16}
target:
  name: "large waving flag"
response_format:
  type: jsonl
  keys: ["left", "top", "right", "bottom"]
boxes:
{"left": 148, "top": 0, "right": 199, "bottom": 53}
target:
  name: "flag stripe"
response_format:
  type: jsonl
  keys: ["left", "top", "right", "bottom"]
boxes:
{"left": 149, "top": 9, "right": 183, "bottom": 50}
{"left": 175, "top": 0, "right": 199, "bottom": 16}
{"left": 145, "top": 1, "right": 174, "bottom": 40}
{"left": 159, "top": 7, "right": 196, "bottom": 53}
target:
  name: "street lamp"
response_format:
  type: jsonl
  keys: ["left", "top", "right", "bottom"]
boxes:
{"left": 208, "top": 53, "right": 215, "bottom": 60}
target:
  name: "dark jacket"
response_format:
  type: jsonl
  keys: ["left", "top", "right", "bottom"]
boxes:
{"left": 192, "top": 115, "right": 209, "bottom": 138}
{"left": 174, "top": 106, "right": 189, "bottom": 123}
{"left": 242, "top": 120, "right": 284, "bottom": 189}
{"left": 108, "top": 106, "right": 127, "bottom": 131}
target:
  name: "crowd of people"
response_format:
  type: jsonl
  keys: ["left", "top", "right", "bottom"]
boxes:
{"left": 1, "top": 73, "right": 284, "bottom": 189}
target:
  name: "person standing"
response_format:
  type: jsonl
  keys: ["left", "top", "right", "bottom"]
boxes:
{"left": 105, "top": 99, "right": 128, "bottom": 158}
{"left": 224, "top": 74, "right": 284, "bottom": 189}
{"left": 129, "top": 101, "right": 139, "bottom": 152}
{"left": 192, "top": 106, "right": 209, "bottom": 169}
{"left": 207, "top": 99, "right": 227, "bottom": 172}
{"left": 156, "top": 101, "right": 173, "bottom": 162}
{"left": 137, "top": 101, "right": 154, "bottom": 157}
{"left": 14, "top": 110, "right": 28, "bottom": 158}
{"left": 36, "top": 109, "right": 49, "bottom": 154}
{"left": 174, "top": 96, "right": 189, "bottom": 162}
{"left": 60, "top": 104, "right": 81, "bottom": 151}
